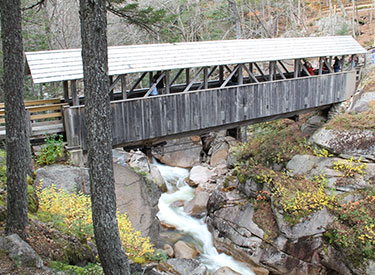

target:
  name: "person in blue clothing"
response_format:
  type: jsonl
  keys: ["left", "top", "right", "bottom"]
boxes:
{"left": 151, "top": 71, "right": 164, "bottom": 96}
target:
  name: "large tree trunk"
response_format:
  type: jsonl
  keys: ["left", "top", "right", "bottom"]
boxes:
{"left": 0, "top": 0, "right": 30, "bottom": 238}
{"left": 79, "top": 0, "right": 130, "bottom": 274}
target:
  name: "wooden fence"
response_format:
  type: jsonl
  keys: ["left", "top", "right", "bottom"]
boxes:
{"left": 0, "top": 98, "right": 66, "bottom": 139}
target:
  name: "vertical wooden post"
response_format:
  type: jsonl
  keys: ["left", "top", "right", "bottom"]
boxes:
{"left": 294, "top": 59, "right": 300, "bottom": 78}
{"left": 219, "top": 65, "right": 224, "bottom": 85}
{"left": 319, "top": 57, "right": 323, "bottom": 75}
{"left": 185, "top": 68, "right": 190, "bottom": 86}
{"left": 109, "top": 75, "right": 114, "bottom": 101}
{"left": 341, "top": 55, "right": 345, "bottom": 72}
{"left": 238, "top": 64, "right": 243, "bottom": 84}
{"left": 63, "top": 81, "right": 69, "bottom": 103}
{"left": 203, "top": 67, "right": 208, "bottom": 89}
{"left": 165, "top": 70, "right": 170, "bottom": 94}
{"left": 121, "top": 75, "right": 127, "bottom": 99}
{"left": 270, "top": 61, "right": 275, "bottom": 81}
{"left": 71, "top": 80, "right": 79, "bottom": 106}
{"left": 149, "top": 72, "right": 153, "bottom": 86}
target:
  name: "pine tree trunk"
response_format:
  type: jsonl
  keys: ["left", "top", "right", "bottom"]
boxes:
{"left": 0, "top": 0, "right": 30, "bottom": 238}
{"left": 79, "top": 0, "right": 130, "bottom": 274}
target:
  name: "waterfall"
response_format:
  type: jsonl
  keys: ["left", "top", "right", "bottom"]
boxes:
{"left": 156, "top": 161, "right": 254, "bottom": 275}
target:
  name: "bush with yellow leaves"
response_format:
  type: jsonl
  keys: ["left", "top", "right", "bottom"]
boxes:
{"left": 36, "top": 184, "right": 154, "bottom": 258}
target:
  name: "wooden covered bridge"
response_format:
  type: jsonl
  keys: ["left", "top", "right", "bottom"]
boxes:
{"left": 17, "top": 36, "right": 366, "bottom": 151}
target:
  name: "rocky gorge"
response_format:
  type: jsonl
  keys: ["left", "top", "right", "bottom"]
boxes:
{"left": 2, "top": 89, "right": 375, "bottom": 274}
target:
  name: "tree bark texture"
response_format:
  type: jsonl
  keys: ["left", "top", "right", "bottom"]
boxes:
{"left": 79, "top": 0, "right": 130, "bottom": 274}
{"left": 0, "top": 0, "right": 30, "bottom": 237}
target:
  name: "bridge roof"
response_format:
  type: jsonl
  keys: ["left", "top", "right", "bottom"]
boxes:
{"left": 25, "top": 35, "right": 366, "bottom": 84}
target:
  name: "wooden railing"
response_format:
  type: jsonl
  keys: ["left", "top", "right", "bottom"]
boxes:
{"left": 0, "top": 98, "right": 65, "bottom": 124}
{"left": 0, "top": 98, "right": 67, "bottom": 139}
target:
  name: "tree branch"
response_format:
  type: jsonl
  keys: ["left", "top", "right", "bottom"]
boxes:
{"left": 22, "top": 0, "right": 47, "bottom": 11}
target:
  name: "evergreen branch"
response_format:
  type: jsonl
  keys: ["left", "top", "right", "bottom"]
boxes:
{"left": 23, "top": 0, "right": 47, "bottom": 11}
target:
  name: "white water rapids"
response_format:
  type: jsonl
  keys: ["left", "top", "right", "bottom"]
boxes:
{"left": 156, "top": 161, "right": 254, "bottom": 275}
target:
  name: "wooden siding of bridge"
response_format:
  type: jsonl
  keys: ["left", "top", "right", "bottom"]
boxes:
{"left": 64, "top": 71, "right": 356, "bottom": 150}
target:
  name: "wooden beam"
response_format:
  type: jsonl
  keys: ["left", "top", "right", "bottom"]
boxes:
{"left": 275, "top": 63, "right": 287, "bottom": 79}
{"left": 70, "top": 80, "right": 79, "bottom": 106}
{"left": 278, "top": 60, "right": 289, "bottom": 74}
{"left": 324, "top": 57, "right": 334, "bottom": 73}
{"left": 340, "top": 55, "right": 345, "bottom": 72}
{"left": 299, "top": 60, "right": 312, "bottom": 77}
{"left": 109, "top": 75, "right": 114, "bottom": 100}
{"left": 170, "top": 69, "right": 184, "bottom": 86}
{"left": 121, "top": 75, "right": 127, "bottom": 99}
{"left": 183, "top": 67, "right": 204, "bottom": 93}
{"left": 165, "top": 70, "right": 170, "bottom": 94}
{"left": 129, "top": 72, "right": 147, "bottom": 94}
{"left": 242, "top": 64, "right": 259, "bottom": 83}
{"left": 238, "top": 64, "right": 243, "bottom": 84}
{"left": 294, "top": 59, "right": 300, "bottom": 78}
{"left": 149, "top": 72, "right": 153, "bottom": 87}
{"left": 269, "top": 61, "right": 276, "bottom": 81}
{"left": 219, "top": 65, "right": 224, "bottom": 85}
{"left": 198, "top": 66, "right": 217, "bottom": 90}
{"left": 203, "top": 67, "right": 208, "bottom": 89}
{"left": 220, "top": 65, "right": 239, "bottom": 88}
{"left": 186, "top": 68, "right": 190, "bottom": 85}
{"left": 254, "top": 63, "right": 265, "bottom": 79}
{"left": 224, "top": 65, "right": 232, "bottom": 73}
{"left": 319, "top": 57, "right": 323, "bottom": 75}
{"left": 63, "top": 81, "right": 69, "bottom": 103}
{"left": 144, "top": 72, "right": 166, "bottom": 97}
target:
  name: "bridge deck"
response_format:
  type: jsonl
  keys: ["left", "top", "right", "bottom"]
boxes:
{"left": 64, "top": 71, "right": 356, "bottom": 150}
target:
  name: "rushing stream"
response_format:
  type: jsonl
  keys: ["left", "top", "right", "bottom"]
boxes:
{"left": 156, "top": 161, "right": 254, "bottom": 275}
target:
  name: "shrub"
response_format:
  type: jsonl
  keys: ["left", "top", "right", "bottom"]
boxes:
{"left": 327, "top": 195, "right": 375, "bottom": 266}
{"left": 231, "top": 119, "right": 312, "bottom": 166}
{"left": 333, "top": 157, "right": 367, "bottom": 177}
{"left": 37, "top": 134, "right": 64, "bottom": 166}
{"left": 36, "top": 185, "right": 154, "bottom": 258}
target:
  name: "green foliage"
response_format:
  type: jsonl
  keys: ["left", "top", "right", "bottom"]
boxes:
{"left": 49, "top": 261, "right": 104, "bottom": 275}
{"left": 232, "top": 119, "right": 312, "bottom": 166}
{"left": 312, "top": 147, "right": 333, "bottom": 158}
{"left": 145, "top": 249, "right": 168, "bottom": 262}
{"left": 333, "top": 157, "right": 367, "bottom": 177}
{"left": 37, "top": 134, "right": 64, "bottom": 166}
{"left": 107, "top": 1, "right": 166, "bottom": 33}
{"left": 327, "top": 195, "right": 375, "bottom": 267}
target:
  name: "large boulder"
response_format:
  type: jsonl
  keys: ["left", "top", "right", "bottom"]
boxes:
{"left": 152, "top": 136, "right": 202, "bottom": 168}
{"left": 0, "top": 234, "right": 43, "bottom": 269}
{"left": 301, "top": 115, "right": 326, "bottom": 135}
{"left": 184, "top": 191, "right": 210, "bottom": 216}
{"left": 272, "top": 206, "right": 333, "bottom": 241}
{"left": 173, "top": 241, "right": 199, "bottom": 259}
{"left": 166, "top": 258, "right": 208, "bottom": 275}
{"left": 113, "top": 149, "right": 167, "bottom": 193}
{"left": 350, "top": 91, "right": 375, "bottom": 113}
{"left": 212, "top": 266, "right": 241, "bottom": 275}
{"left": 188, "top": 165, "right": 215, "bottom": 187}
{"left": 114, "top": 163, "right": 161, "bottom": 242}
{"left": 310, "top": 128, "right": 375, "bottom": 159}
{"left": 34, "top": 164, "right": 90, "bottom": 194}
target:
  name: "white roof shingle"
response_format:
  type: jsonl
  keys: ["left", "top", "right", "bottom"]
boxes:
{"left": 25, "top": 36, "right": 366, "bottom": 84}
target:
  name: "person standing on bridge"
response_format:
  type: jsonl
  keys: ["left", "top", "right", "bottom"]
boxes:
{"left": 151, "top": 71, "right": 164, "bottom": 95}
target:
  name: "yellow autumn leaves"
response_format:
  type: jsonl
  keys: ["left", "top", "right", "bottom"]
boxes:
{"left": 36, "top": 183, "right": 154, "bottom": 258}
